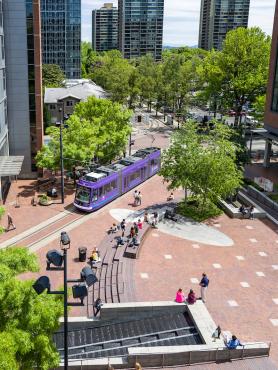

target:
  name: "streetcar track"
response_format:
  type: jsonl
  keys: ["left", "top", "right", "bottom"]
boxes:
{"left": 1, "top": 206, "right": 85, "bottom": 249}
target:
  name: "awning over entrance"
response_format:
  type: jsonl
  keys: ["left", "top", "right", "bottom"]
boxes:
{"left": 0, "top": 156, "right": 24, "bottom": 177}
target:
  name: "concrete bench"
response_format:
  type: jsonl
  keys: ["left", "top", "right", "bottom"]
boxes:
{"left": 124, "top": 223, "right": 151, "bottom": 259}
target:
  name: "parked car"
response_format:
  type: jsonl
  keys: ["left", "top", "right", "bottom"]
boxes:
{"left": 245, "top": 115, "right": 258, "bottom": 126}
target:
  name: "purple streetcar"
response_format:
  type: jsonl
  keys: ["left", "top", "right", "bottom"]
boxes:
{"left": 74, "top": 147, "right": 161, "bottom": 212}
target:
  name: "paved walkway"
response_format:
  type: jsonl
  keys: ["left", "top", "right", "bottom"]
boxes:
{"left": 134, "top": 214, "right": 278, "bottom": 366}
{"left": 110, "top": 208, "right": 234, "bottom": 247}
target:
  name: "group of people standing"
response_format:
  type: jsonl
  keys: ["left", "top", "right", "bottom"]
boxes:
{"left": 175, "top": 273, "right": 209, "bottom": 304}
{"left": 133, "top": 190, "right": 142, "bottom": 206}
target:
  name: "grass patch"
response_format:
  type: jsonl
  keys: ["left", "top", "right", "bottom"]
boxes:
{"left": 177, "top": 197, "right": 223, "bottom": 222}
{"left": 269, "top": 194, "right": 278, "bottom": 203}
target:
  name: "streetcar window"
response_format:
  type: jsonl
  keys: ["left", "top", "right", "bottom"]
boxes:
{"left": 103, "top": 183, "right": 111, "bottom": 194}
{"left": 130, "top": 169, "right": 140, "bottom": 182}
{"left": 76, "top": 186, "right": 90, "bottom": 203}
{"left": 92, "top": 190, "right": 98, "bottom": 201}
{"left": 111, "top": 180, "right": 117, "bottom": 189}
{"left": 99, "top": 187, "right": 103, "bottom": 197}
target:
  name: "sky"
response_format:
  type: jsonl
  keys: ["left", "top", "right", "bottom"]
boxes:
{"left": 81, "top": 0, "right": 276, "bottom": 46}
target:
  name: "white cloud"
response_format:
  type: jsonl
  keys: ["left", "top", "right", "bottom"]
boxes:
{"left": 81, "top": 0, "right": 276, "bottom": 46}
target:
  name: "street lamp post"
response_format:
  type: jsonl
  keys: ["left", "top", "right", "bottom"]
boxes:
{"left": 33, "top": 232, "right": 98, "bottom": 370}
{"left": 58, "top": 107, "right": 65, "bottom": 204}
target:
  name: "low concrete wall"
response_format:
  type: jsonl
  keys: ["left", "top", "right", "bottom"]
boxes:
{"left": 127, "top": 342, "right": 270, "bottom": 368}
{"left": 100, "top": 301, "right": 188, "bottom": 321}
{"left": 56, "top": 301, "right": 270, "bottom": 369}
{"left": 246, "top": 185, "right": 278, "bottom": 212}
{"left": 219, "top": 193, "right": 265, "bottom": 219}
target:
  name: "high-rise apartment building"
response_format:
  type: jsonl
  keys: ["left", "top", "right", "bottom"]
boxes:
{"left": 198, "top": 0, "right": 250, "bottom": 50}
{"left": 3, "top": 0, "right": 43, "bottom": 177}
{"left": 41, "top": 0, "right": 81, "bottom": 78}
{"left": 92, "top": 3, "right": 118, "bottom": 52}
{"left": 263, "top": 0, "right": 278, "bottom": 167}
{"left": 118, "top": 0, "right": 164, "bottom": 61}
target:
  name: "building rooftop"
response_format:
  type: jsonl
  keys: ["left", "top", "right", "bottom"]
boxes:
{"left": 44, "top": 80, "right": 107, "bottom": 104}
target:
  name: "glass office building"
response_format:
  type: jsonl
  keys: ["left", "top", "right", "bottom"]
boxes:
{"left": 41, "top": 0, "right": 81, "bottom": 78}
{"left": 92, "top": 3, "right": 118, "bottom": 52}
{"left": 199, "top": 0, "right": 250, "bottom": 50}
{"left": 0, "top": 0, "right": 8, "bottom": 158}
{"left": 118, "top": 0, "right": 164, "bottom": 61}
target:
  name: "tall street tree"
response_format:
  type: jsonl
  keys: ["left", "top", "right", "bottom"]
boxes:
{"left": 36, "top": 96, "right": 132, "bottom": 171}
{"left": 160, "top": 121, "right": 243, "bottom": 209}
{"left": 42, "top": 64, "right": 65, "bottom": 89}
{"left": 0, "top": 247, "right": 63, "bottom": 370}
{"left": 199, "top": 27, "right": 271, "bottom": 126}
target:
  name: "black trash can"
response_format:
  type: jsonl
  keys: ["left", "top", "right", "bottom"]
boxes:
{"left": 137, "top": 115, "right": 142, "bottom": 123}
{"left": 78, "top": 247, "right": 87, "bottom": 262}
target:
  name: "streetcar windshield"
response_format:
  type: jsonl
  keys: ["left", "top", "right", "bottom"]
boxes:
{"left": 75, "top": 186, "right": 91, "bottom": 203}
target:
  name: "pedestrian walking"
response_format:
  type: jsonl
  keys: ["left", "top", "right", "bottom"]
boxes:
{"left": 137, "top": 191, "right": 142, "bottom": 205}
{"left": 134, "top": 190, "right": 138, "bottom": 205}
{"left": 120, "top": 219, "right": 126, "bottom": 236}
{"left": 6, "top": 213, "right": 16, "bottom": 231}
{"left": 199, "top": 273, "right": 209, "bottom": 303}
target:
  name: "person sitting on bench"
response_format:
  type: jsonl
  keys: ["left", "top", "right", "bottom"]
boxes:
{"left": 167, "top": 192, "right": 174, "bottom": 201}
{"left": 89, "top": 248, "right": 100, "bottom": 264}
{"left": 107, "top": 223, "right": 117, "bottom": 234}
{"left": 129, "top": 226, "right": 136, "bottom": 238}
{"left": 165, "top": 209, "right": 178, "bottom": 221}
{"left": 239, "top": 205, "right": 248, "bottom": 216}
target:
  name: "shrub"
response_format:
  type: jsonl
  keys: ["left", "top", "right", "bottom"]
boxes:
{"left": 177, "top": 197, "right": 223, "bottom": 222}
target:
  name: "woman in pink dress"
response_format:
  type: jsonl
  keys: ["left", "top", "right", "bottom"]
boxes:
{"left": 175, "top": 288, "right": 185, "bottom": 303}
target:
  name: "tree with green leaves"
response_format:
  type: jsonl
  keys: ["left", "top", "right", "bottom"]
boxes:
{"left": 36, "top": 96, "right": 132, "bottom": 170}
{"left": 160, "top": 121, "right": 243, "bottom": 213}
{"left": 90, "top": 50, "right": 134, "bottom": 104}
{"left": 0, "top": 206, "right": 5, "bottom": 234}
{"left": 161, "top": 52, "right": 202, "bottom": 118}
{"left": 42, "top": 64, "right": 65, "bottom": 89}
{"left": 0, "top": 247, "right": 63, "bottom": 370}
{"left": 81, "top": 41, "right": 100, "bottom": 78}
{"left": 253, "top": 95, "right": 266, "bottom": 123}
{"left": 199, "top": 27, "right": 271, "bottom": 126}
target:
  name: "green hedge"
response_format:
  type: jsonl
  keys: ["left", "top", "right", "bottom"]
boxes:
{"left": 177, "top": 197, "right": 223, "bottom": 222}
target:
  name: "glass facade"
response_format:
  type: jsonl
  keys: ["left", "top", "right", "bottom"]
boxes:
{"left": 199, "top": 0, "right": 250, "bottom": 50}
{"left": 26, "top": 0, "right": 37, "bottom": 171}
{"left": 41, "top": 0, "right": 81, "bottom": 78}
{"left": 0, "top": 0, "right": 8, "bottom": 156}
{"left": 92, "top": 4, "right": 118, "bottom": 52}
{"left": 119, "top": 0, "right": 164, "bottom": 61}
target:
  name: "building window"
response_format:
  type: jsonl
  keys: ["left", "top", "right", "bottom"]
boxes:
{"left": 49, "top": 104, "right": 56, "bottom": 110}
{"left": 272, "top": 49, "right": 278, "bottom": 112}
{"left": 66, "top": 100, "right": 74, "bottom": 106}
